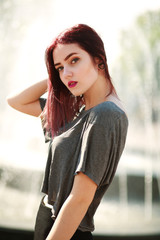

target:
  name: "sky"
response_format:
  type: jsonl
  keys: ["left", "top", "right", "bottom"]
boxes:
{"left": 11, "top": 0, "right": 160, "bottom": 87}
{"left": 51, "top": 0, "right": 160, "bottom": 63}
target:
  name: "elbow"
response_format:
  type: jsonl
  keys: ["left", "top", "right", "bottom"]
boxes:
{"left": 69, "top": 192, "right": 94, "bottom": 209}
{"left": 6, "top": 95, "right": 20, "bottom": 111}
{"left": 67, "top": 195, "right": 91, "bottom": 216}
{"left": 6, "top": 96, "right": 13, "bottom": 107}
{"left": 6, "top": 96, "right": 15, "bottom": 108}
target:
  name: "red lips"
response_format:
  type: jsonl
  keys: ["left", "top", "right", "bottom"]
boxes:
{"left": 68, "top": 81, "right": 78, "bottom": 88}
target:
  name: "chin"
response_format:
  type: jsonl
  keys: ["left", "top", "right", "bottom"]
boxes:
{"left": 70, "top": 90, "right": 84, "bottom": 97}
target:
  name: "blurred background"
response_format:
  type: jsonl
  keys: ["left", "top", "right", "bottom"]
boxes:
{"left": 0, "top": 0, "right": 160, "bottom": 238}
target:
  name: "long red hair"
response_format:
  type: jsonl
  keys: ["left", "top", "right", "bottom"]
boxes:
{"left": 44, "top": 24, "right": 116, "bottom": 138}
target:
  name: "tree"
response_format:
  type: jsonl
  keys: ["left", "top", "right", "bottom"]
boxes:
{"left": 113, "top": 10, "right": 160, "bottom": 126}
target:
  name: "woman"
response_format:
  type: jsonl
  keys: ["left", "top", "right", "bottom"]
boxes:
{"left": 7, "top": 24, "right": 128, "bottom": 240}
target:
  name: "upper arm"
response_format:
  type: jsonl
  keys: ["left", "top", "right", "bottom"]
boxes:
{"left": 70, "top": 172, "right": 97, "bottom": 205}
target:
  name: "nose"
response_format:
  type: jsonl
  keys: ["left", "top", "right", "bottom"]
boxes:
{"left": 63, "top": 66, "right": 72, "bottom": 79}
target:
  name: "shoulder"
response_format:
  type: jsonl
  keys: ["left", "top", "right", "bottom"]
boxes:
{"left": 88, "top": 101, "right": 128, "bottom": 127}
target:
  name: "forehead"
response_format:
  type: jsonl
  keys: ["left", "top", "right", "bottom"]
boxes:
{"left": 53, "top": 43, "right": 86, "bottom": 62}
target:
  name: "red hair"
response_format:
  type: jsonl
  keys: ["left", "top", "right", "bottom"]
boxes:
{"left": 44, "top": 24, "right": 116, "bottom": 138}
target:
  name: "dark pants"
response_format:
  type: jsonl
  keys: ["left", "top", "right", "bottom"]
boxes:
{"left": 34, "top": 197, "right": 93, "bottom": 240}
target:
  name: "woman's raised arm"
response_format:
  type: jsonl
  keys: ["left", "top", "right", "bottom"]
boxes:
{"left": 7, "top": 79, "right": 48, "bottom": 117}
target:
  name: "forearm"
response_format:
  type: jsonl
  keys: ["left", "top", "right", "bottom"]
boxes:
{"left": 46, "top": 195, "right": 90, "bottom": 240}
{"left": 46, "top": 172, "right": 97, "bottom": 240}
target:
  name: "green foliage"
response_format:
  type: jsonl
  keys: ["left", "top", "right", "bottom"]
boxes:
{"left": 137, "top": 10, "right": 160, "bottom": 48}
{"left": 113, "top": 9, "right": 160, "bottom": 125}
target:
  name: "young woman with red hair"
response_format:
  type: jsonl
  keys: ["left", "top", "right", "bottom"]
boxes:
{"left": 7, "top": 24, "right": 128, "bottom": 240}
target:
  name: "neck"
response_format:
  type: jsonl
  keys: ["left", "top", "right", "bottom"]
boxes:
{"left": 84, "top": 76, "right": 111, "bottom": 110}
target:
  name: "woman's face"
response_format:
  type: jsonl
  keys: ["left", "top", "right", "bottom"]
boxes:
{"left": 53, "top": 43, "right": 99, "bottom": 96}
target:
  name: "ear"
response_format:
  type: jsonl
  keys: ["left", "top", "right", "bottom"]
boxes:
{"left": 93, "top": 57, "right": 100, "bottom": 71}
{"left": 93, "top": 57, "right": 105, "bottom": 70}
{"left": 94, "top": 57, "right": 101, "bottom": 66}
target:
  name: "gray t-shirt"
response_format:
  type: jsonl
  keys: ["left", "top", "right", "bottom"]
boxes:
{"left": 40, "top": 99, "right": 128, "bottom": 232}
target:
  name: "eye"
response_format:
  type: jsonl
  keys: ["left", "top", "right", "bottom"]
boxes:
{"left": 56, "top": 66, "right": 63, "bottom": 73}
{"left": 71, "top": 57, "right": 79, "bottom": 64}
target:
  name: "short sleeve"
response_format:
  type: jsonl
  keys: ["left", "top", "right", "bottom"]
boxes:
{"left": 39, "top": 98, "right": 52, "bottom": 143}
{"left": 39, "top": 98, "right": 46, "bottom": 111}
{"left": 75, "top": 118, "right": 127, "bottom": 187}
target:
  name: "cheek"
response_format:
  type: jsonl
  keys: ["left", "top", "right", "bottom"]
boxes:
{"left": 86, "top": 64, "right": 98, "bottom": 80}
{"left": 81, "top": 60, "right": 98, "bottom": 78}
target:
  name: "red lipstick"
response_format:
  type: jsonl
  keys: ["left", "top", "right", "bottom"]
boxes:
{"left": 68, "top": 81, "right": 78, "bottom": 88}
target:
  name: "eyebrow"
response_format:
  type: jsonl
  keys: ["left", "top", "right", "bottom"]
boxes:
{"left": 54, "top": 52, "right": 78, "bottom": 67}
